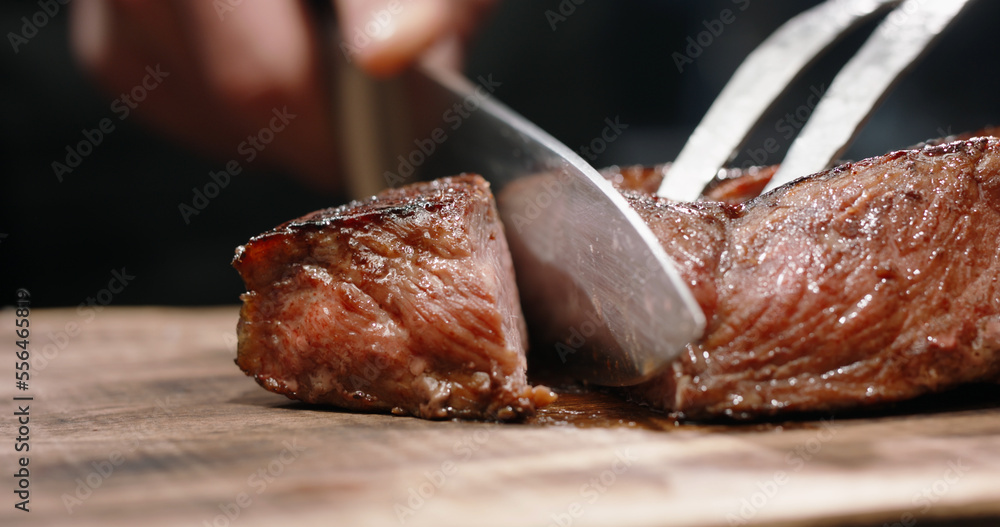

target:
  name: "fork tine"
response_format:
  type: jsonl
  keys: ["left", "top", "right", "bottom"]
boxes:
{"left": 767, "top": 0, "right": 974, "bottom": 190}
{"left": 658, "top": 0, "right": 902, "bottom": 201}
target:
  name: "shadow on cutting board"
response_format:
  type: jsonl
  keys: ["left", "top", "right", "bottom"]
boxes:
{"left": 230, "top": 381, "right": 1000, "bottom": 432}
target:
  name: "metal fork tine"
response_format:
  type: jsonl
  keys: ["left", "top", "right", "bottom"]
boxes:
{"left": 767, "top": 0, "right": 974, "bottom": 190}
{"left": 658, "top": 0, "right": 902, "bottom": 201}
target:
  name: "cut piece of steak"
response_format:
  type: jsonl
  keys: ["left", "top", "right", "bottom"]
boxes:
{"left": 233, "top": 174, "right": 555, "bottom": 420}
{"left": 627, "top": 138, "right": 1000, "bottom": 419}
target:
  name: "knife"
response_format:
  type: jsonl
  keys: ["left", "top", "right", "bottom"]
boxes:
{"left": 335, "top": 56, "right": 705, "bottom": 386}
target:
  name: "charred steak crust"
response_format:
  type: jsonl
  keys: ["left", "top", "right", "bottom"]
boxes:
{"left": 628, "top": 137, "right": 1000, "bottom": 419}
{"left": 233, "top": 174, "right": 554, "bottom": 420}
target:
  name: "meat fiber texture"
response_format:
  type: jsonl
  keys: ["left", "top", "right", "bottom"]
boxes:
{"left": 233, "top": 174, "right": 554, "bottom": 420}
{"left": 604, "top": 137, "right": 1000, "bottom": 419}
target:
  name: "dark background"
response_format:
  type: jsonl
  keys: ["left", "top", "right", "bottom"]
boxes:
{"left": 3, "top": 0, "right": 1000, "bottom": 307}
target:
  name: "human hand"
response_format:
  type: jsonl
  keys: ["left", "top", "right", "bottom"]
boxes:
{"left": 69, "top": 0, "right": 495, "bottom": 191}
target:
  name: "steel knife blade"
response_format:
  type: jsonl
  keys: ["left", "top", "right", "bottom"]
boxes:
{"left": 337, "top": 61, "right": 705, "bottom": 386}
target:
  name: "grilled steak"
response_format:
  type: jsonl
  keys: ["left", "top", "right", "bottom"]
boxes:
{"left": 600, "top": 126, "right": 1000, "bottom": 206}
{"left": 233, "top": 174, "right": 555, "bottom": 420}
{"left": 601, "top": 164, "right": 777, "bottom": 205}
{"left": 620, "top": 137, "right": 1000, "bottom": 419}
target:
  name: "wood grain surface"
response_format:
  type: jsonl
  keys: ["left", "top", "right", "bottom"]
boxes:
{"left": 2, "top": 307, "right": 1000, "bottom": 527}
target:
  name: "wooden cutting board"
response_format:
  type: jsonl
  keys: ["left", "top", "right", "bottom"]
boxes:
{"left": 3, "top": 307, "right": 1000, "bottom": 527}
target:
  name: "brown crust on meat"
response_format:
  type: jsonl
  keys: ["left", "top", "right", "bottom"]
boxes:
{"left": 629, "top": 138, "right": 1000, "bottom": 419}
{"left": 233, "top": 174, "right": 554, "bottom": 420}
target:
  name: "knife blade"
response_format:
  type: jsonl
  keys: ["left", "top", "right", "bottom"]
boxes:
{"left": 337, "top": 59, "right": 705, "bottom": 386}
